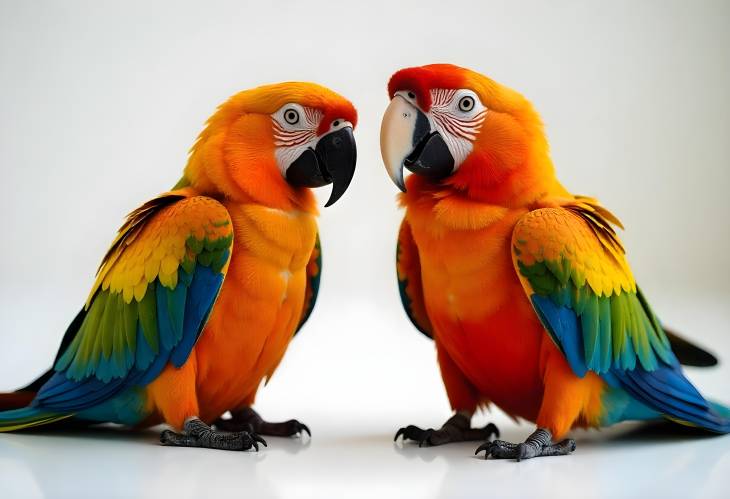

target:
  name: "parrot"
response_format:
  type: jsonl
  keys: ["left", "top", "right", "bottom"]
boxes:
{"left": 379, "top": 63, "right": 730, "bottom": 460}
{"left": 0, "top": 81, "right": 358, "bottom": 451}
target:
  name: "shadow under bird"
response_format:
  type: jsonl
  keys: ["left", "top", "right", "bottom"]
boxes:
{"left": 0, "top": 82, "right": 357, "bottom": 451}
{"left": 380, "top": 64, "right": 729, "bottom": 460}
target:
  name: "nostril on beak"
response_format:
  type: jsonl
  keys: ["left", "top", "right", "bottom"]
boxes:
{"left": 332, "top": 136, "right": 342, "bottom": 148}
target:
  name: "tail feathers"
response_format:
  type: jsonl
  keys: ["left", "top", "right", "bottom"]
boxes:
{"left": 664, "top": 327, "right": 718, "bottom": 368}
{"left": 0, "top": 406, "right": 71, "bottom": 432}
{"left": 0, "top": 391, "right": 37, "bottom": 411}
{"left": 612, "top": 363, "right": 730, "bottom": 434}
{"left": 667, "top": 400, "right": 730, "bottom": 434}
{"left": 709, "top": 401, "right": 730, "bottom": 422}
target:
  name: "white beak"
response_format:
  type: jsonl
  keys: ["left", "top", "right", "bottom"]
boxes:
{"left": 379, "top": 95, "right": 418, "bottom": 192}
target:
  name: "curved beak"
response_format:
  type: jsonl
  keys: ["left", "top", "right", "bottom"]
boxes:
{"left": 286, "top": 126, "right": 357, "bottom": 207}
{"left": 379, "top": 95, "right": 454, "bottom": 192}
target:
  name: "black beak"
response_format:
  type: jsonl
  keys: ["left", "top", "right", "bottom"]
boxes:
{"left": 285, "top": 127, "right": 357, "bottom": 207}
{"left": 404, "top": 130, "right": 454, "bottom": 181}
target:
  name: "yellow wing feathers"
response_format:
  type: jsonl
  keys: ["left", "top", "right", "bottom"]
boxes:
{"left": 513, "top": 199, "right": 635, "bottom": 298}
{"left": 88, "top": 194, "right": 233, "bottom": 307}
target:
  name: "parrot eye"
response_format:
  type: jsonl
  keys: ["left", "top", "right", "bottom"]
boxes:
{"left": 284, "top": 109, "right": 300, "bottom": 125}
{"left": 458, "top": 96, "right": 475, "bottom": 113}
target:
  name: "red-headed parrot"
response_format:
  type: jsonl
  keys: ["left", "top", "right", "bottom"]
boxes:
{"left": 380, "top": 64, "right": 728, "bottom": 460}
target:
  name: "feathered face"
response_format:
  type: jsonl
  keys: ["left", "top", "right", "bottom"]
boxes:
{"left": 380, "top": 64, "right": 542, "bottom": 193}
{"left": 270, "top": 99, "right": 357, "bottom": 206}
{"left": 189, "top": 82, "right": 358, "bottom": 207}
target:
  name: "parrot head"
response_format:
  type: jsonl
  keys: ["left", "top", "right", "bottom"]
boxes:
{"left": 380, "top": 64, "right": 551, "bottom": 197}
{"left": 184, "top": 82, "right": 357, "bottom": 208}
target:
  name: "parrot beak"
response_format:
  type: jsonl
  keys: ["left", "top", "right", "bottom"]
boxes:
{"left": 380, "top": 95, "right": 455, "bottom": 192}
{"left": 286, "top": 126, "right": 357, "bottom": 207}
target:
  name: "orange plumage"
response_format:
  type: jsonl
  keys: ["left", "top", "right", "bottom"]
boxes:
{"left": 384, "top": 64, "right": 728, "bottom": 458}
{"left": 0, "top": 82, "right": 357, "bottom": 450}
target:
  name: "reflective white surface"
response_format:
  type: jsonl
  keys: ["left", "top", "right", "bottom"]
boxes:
{"left": 1, "top": 295, "right": 729, "bottom": 499}
{"left": 1, "top": 410, "right": 729, "bottom": 498}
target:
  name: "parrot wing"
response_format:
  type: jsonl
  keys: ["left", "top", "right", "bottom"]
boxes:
{"left": 33, "top": 192, "right": 234, "bottom": 413}
{"left": 396, "top": 218, "right": 433, "bottom": 339}
{"left": 511, "top": 197, "right": 728, "bottom": 432}
{"left": 295, "top": 232, "right": 322, "bottom": 334}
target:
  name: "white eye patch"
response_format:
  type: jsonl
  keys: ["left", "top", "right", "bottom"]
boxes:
{"left": 429, "top": 88, "right": 487, "bottom": 169}
{"left": 271, "top": 103, "right": 323, "bottom": 175}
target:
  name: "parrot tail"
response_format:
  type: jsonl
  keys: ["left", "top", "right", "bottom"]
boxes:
{"left": 0, "top": 406, "right": 71, "bottom": 432}
{"left": 709, "top": 400, "right": 730, "bottom": 422}
{"left": 0, "top": 391, "right": 37, "bottom": 411}
{"left": 0, "top": 367, "right": 76, "bottom": 431}
{"left": 0, "top": 366, "right": 55, "bottom": 411}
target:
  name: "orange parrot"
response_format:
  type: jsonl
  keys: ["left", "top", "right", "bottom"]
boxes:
{"left": 0, "top": 82, "right": 357, "bottom": 451}
{"left": 380, "top": 64, "right": 729, "bottom": 460}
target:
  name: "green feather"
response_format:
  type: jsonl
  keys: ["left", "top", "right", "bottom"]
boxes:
{"left": 180, "top": 254, "right": 196, "bottom": 275}
{"left": 138, "top": 283, "right": 159, "bottom": 355}
{"left": 123, "top": 300, "right": 137, "bottom": 363}
{"left": 197, "top": 250, "right": 213, "bottom": 267}
{"left": 598, "top": 297, "right": 612, "bottom": 371}
{"left": 99, "top": 292, "right": 116, "bottom": 361}
{"left": 581, "top": 293, "right": 600, "bottom": 369}
{"left": 610, "top": 293, "right": 625, "bottom": 360}
{"left": 79, "top": 292, "right": 106, "bottom": 364}
{"left": 210, "top": 249, "right": 229, "bottom": 274}
{"left": 214, "top": 233, "right": 233, "bottom": 250}
{"left": 186, "top": 235, "right": 203, "bottom": 254}
{"left": 55, "top": 327, "right": 83, "bottom": 371}
{"left": 204, "top": 236, "right": 217, "bottom": 252}
{"left": 545, "top": 258, "right": 570, "bottom": 285}
{"left": 112, "top": 295, "right": 127, "bottom": 373}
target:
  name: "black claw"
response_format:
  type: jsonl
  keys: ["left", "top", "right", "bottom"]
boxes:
{"left": 516, "top": 443, "right": 527, "bottom": 462}
{"left": 160, "top": 430, "right": 174, "bottom": 445}
{"left": 254, "top": 434, "right": 268, "bottom": 447}
{"left": 475, "top": 441, "right": 492, "bottom": 457}
{"left": 159, "top": 419, "right": 264, "bottom": 451}
{"left": 396, "top": 418, "right": 500, "bottom": 447}
{"left": 394, "top": 428, "right": 404, "bottom": 442}
{"left": 217, "top": 408, "right": 309, "bottom": 438}
{"left": 395, "top": 425, "right": 426, "bottom": 443}
{"left": 475, "top": 428, "right": 576, "bottom": 461}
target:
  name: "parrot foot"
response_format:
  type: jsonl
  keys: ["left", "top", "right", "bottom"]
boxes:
{"left": 475, "top": 428, "right": 576, "bottom": 461}
{"left": 394, "top": 413, "right": 499, "bottom": 447}
{"left": 160, "top": 417, "right": 267, "bottom": 451}
{"left": 213, "top": 407, "right": 311, "bottom": 438}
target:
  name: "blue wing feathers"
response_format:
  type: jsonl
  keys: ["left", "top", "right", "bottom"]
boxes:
{"left": 134, "top": 322, "right": 156, "bottom": 371}
{"left": 615, "top": 367, "right": 729, "bottom": 432}
{"left": 171, "top": 264, "right": 223, "bottom": 367}
{"left": 531, "top": 292, "right": 730, "bottom": 433}
{"left": 531, "top": 295, "right": 588, "bottom": 377}
{"left": 32, "top": 260, "right": 224, "bottom": 414}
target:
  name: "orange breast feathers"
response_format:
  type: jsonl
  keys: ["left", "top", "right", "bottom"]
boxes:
{"left": 189, "top": 203, "right": 318, "bottom": 421}
{"left": 401, "top": 185, "right": 549, "bottom": 421}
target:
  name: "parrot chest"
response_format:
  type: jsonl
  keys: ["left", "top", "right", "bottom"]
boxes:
{"left": 193, "top": 203, "right": 318, "bottom": 416}
{"left": 407, "top": 202, "right": 547, "bottom": 420}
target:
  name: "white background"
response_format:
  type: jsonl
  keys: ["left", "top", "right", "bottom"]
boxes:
{"left": 1, "top": 1, "right": 729, "bottom": 498}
